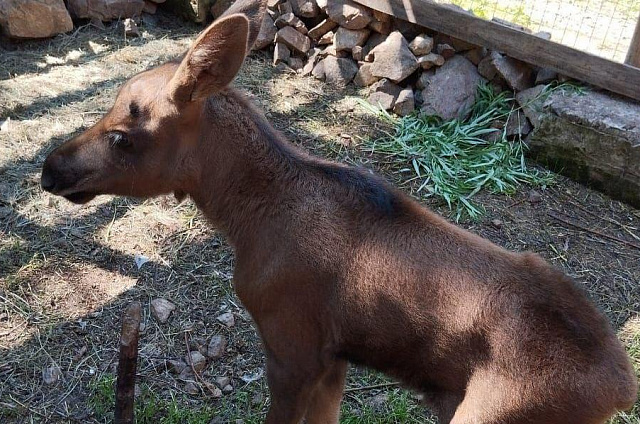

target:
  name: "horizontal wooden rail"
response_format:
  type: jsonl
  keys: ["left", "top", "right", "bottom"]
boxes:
{"left": 354, "top": 0, "right": 640, "bottom": 101}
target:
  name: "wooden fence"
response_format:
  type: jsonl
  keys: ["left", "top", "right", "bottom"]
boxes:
{"left": 355, "top": 0, "right": 640, "bottom": 101}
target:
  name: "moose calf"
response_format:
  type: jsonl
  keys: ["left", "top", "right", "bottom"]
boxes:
{"left": 41, "top": 1, "right": 637, "bottom": 422}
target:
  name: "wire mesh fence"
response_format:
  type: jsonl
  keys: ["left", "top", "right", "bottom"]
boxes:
{"left": 436, "top": 0, "right": 640, "bottom": 63}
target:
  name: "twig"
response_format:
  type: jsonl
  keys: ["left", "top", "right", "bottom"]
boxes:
{"left": 566, "top": 199, "right": 640, "bottom": 242}
{"left": 547, "top": 211, "right": 640, "bottom": 251}
{"left": 115, "top": 302, "right": 141, "bottom": 424}
{"left": 507, "top": 198, "right": 526, "bottom": 208}
{"left": 344, "top": 382, "right": 398, "bottom": 393}
{"left": 183, "top": 331, "right": 219, "bottom": 398}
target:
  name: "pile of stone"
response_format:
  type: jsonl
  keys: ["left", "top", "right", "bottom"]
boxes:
{"left": 0, "top": 0, "right": 163, "bottom": 39}
{"left": 254, "top": 0, "right": 557, "bottom": 123}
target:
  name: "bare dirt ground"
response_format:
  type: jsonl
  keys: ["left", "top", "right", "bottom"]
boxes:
{"left": 1, "top": 14, "right": 639, "bottom": 424}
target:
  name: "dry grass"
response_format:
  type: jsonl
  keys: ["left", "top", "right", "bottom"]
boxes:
{"left": 1, "top": 13, "right": 639, "bottom": 423}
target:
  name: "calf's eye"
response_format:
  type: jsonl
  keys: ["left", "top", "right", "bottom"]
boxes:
{"left": 108, "top": 131, "right": 132, "bottom": 149}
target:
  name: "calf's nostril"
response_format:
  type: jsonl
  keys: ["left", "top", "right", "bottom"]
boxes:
{"left": 41, "top": 159, "right": 58, "bottom": 192}
{"left": 41, "top": 171, "right": 56, "bottom": 192}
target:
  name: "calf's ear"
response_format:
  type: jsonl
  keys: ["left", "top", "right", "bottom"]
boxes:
{"left": 169, "top": 14, "right": 250, "bottom": 102}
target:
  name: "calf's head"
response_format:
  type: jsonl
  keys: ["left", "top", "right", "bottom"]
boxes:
{"left": 41, "top": 0, "right": 266, "bottom": 204}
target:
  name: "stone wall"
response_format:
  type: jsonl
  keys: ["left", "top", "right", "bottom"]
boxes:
{"left": 253, "top": 0, "right": 553, "bottom": 127}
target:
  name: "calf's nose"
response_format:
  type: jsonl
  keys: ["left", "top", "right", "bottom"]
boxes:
{"left": 41, "top": 157, "right": 58, "bottom": 193}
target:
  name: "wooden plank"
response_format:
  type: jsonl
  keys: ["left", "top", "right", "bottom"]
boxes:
{"left": 354, "top": 0, "right": 640, "bottom": 101}
{"left": 626, "top": 15, "right": 640, "bottom": 68}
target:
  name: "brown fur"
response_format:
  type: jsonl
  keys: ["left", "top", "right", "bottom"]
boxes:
{"left": 41, "top": 2, "right": 637, "bottom": 423}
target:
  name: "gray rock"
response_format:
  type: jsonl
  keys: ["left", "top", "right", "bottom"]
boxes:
{"left": 334, "top": 27, "right": 369, "bottom": 52}
{"left": 167, "top": 359, "right": 188, "bottom": 374}
{"left": 317, "top": 30, "right": 334, "bottom": 45}
{"left": 362, "top": 32, "right": 387, "bottom": 61}
{"left": 493, "top": 54, "right": 535, "bottom": 91}
{"left": 216, "top": 312, "right": 235, "bottom": 327}
{"left": 421, "top": 55, "right": 484, "bottom": 120}
{"left": 318, "top": 44, "right": 348, "bottom": 58}
{"left": 253, "top": 14, "right": 277, "bottom": 50}
{"left": 505, "top": 110, "right": 532, "bottom": 137}
{"left": 368, "top": 9, "right": 392, "bottom": 34}
{"left": 150, "top": 298, "right": 176, "bottom": 323}
{"left": 368, "top": 79, "right": 402, "bottom": 110}
{"left": 353, "top": 63, "right": 380, "bottom": 87}
{"left": 352, "top": 45, "right": 364, "bottom": 61}
{"left": 207, "top": 335, "right": 227, "bottom": 358}
{"left": 436, "top": 43, "right": 455, "bottom": 59}
{"left": 267, "top": 0, "right": 282, "bottom": 10}
{"left": 215, "top": 376, "right": 231, "bottom": 387}
{"left": 287, "top": 56, "right": 305, "bottom": 71}
{"left": 278, "top": 0, "right": 293, "bottom": 14}
{"left": 527, "top": 89, "right": 640, "bottom": 207}
{"left": 222, "top": 384, "right": 234, "bottom": 394}
{"left": 42, "top": 365, "right": 62, "bottom": 384}
{"left": 369, "top": 31, "right": 419, "bottom": 83}
{"left": 326, "top": 0, "right": 372, "bottom": 30}
{"left": 290, "top": 0, "right": 319, "bottom": 18}
{"left": 308, "top": 18, "right": 337, "bottom": 40}
{"left": 477, "top": 52, "right": 499, "bottom": 80}
{"left": 408, "top": 34, "right": 434, "bottom": 56}
{"left": 0, "top": 0, "right": 73, "bottom": 38}
{"left": 463, "top": 47, "right": 487, "bottom": 65}
{"left": 393, "top": 87, "right": 415, "bottom": 116}
{"left": 315, "top": 56, "right": 359, "bottom": 85}
{"left": 184, "top": 381, "right": 199, "bottom": 394}
{"left": 515, "top": 85, "right": 547, "bottom": 127}
{"left": 275, "top": 13, "right": 308, "bottom": 35}
{"left": 311, "top": 60, "right": 326, "bottom": 80}
{"left": 273, "top": 42, "right": 291, "bottom": 65}
{"left": 417, "top": 53, "right": 445, "bottom": 69}
{"left": 185, "top": 351, "right": 207, "bottom": 373}
{"left": 123, "top": 18, "right": 140, "bottom": 37}
{"left": 415, "top": 70, "right": 435, "bottom": 90}
{"left": 535, "top": 68, "right": 558, "bottom": 85}
{"left": 302, "top": 48, "right": 321, "bottom": 75}
{"left": 276, "top": 26, "right": 311, "bottom": 54}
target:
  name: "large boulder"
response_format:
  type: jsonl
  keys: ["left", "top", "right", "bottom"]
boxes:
{"left": 526, "top": 89, "right": 640, "bottom": 208}
{"left": 67, "top": 0, "right": 144, "bottom": 21}
{"left": 0, "top": 0, "right": 72, "bottom": 38}
{"left": 420, "top": 55, "right": 484, "bottom": 120}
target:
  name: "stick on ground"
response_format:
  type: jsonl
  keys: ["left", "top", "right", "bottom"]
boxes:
{"left": 115, "top": 302, "right": 142, "bottom": 424}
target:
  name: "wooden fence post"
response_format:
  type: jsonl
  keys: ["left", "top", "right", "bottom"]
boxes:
{"left": 626, "top": 15, "right": 640, "bottom": 68}
{"left": 114, "top": 302, "right": 142, "bottom": 424}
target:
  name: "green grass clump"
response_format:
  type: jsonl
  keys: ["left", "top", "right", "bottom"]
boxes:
{"left": 341, "top": 389, "right": 434, "bottom": 424}
{"left": 89, "top": 374, "right": 213, "bottom": 424}
{"left": 363, "top": 83, "right": 553, "bottom": 221}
